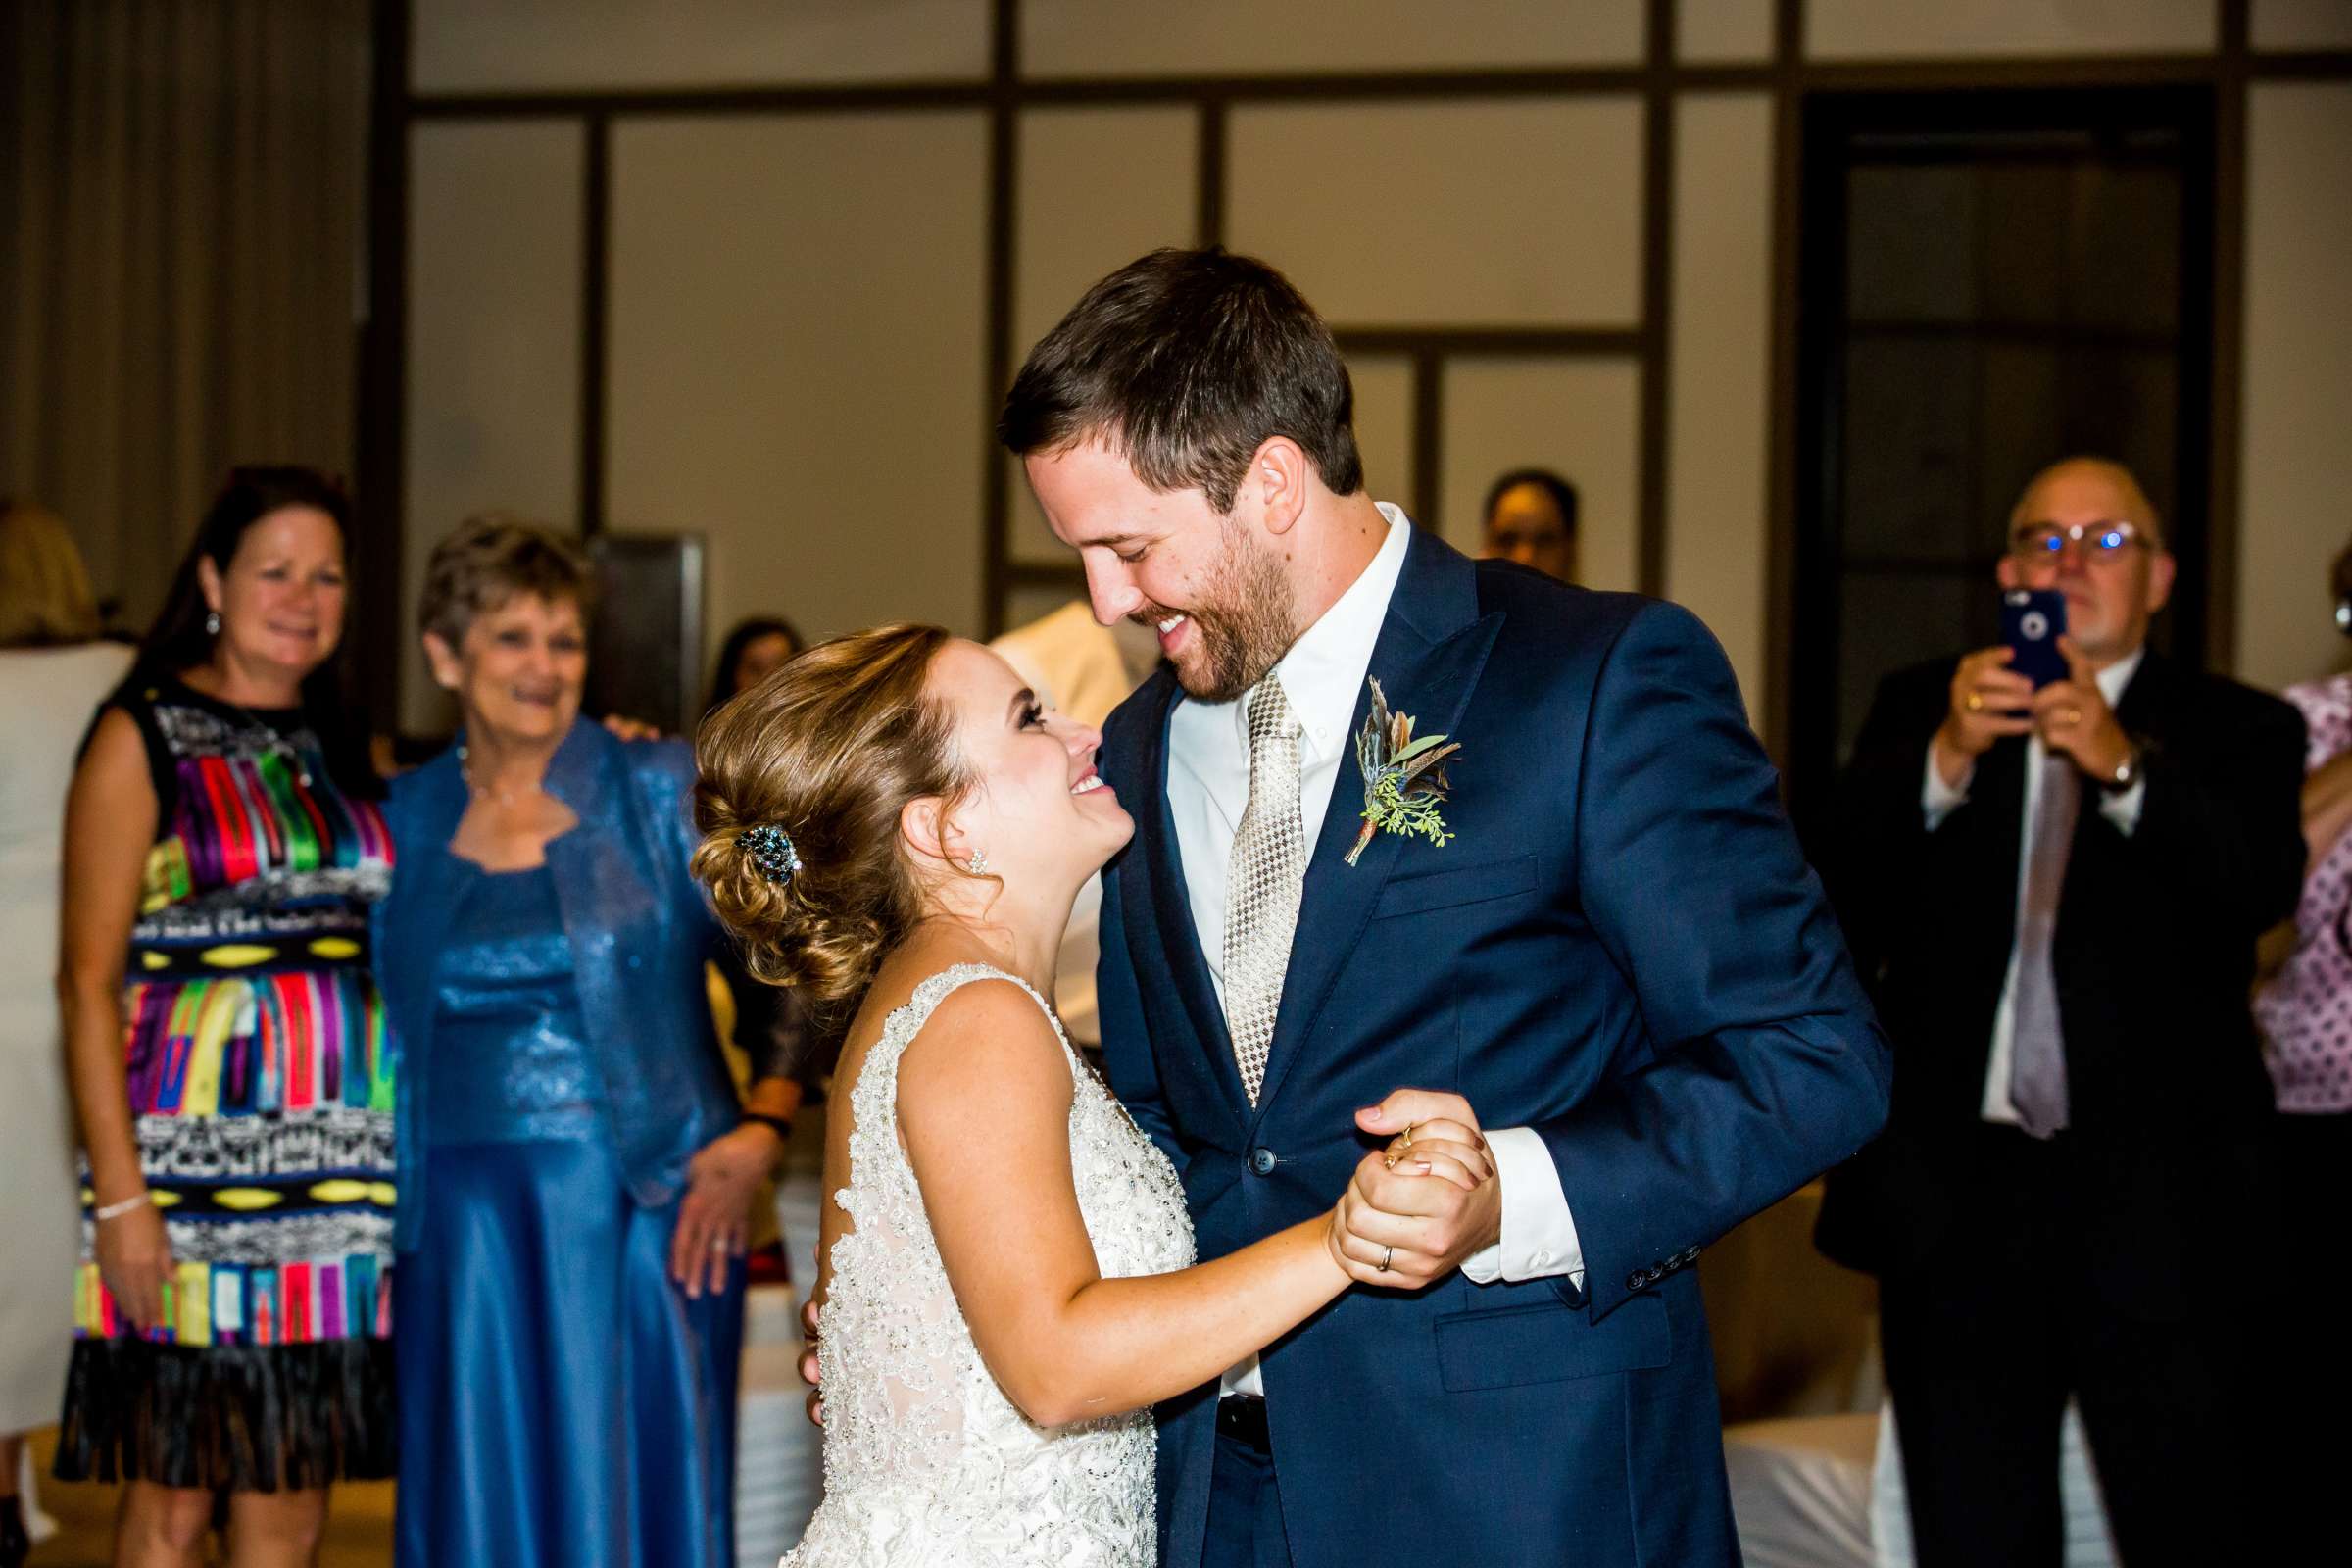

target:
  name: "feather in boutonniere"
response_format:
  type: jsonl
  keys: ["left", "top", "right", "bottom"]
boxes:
{"left": 1346, "top": 677, "right": 1461, "bottom": 866}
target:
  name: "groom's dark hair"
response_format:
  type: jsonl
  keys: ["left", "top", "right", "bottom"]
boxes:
{"left": 999, "top": 247, "right": 1364, "bottom": 513}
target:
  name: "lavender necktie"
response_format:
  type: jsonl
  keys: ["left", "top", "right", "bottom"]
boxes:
{"left": 2009, "top": 750, "right": 2077, "bottom": 1138}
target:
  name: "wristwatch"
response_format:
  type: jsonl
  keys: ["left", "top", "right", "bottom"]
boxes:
{"left": 2097, "top": 742, "right": 2143, "bottom": 793}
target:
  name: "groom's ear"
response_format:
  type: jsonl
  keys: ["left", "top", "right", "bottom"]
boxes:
{"left": 1249, "top": 437, "right": 1310, "bottom": 539}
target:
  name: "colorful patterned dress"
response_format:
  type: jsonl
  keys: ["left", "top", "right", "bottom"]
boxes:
{"left": 56, "top": 674, "right": 398, "bottom": 1490}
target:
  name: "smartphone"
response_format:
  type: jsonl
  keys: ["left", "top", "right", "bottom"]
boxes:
{"left": 2000, "top": 588, "right": 2070, "bottom": 689}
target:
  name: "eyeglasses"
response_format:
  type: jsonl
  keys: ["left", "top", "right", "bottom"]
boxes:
{"left": 2009, "top": 519, "right": 2154, "bottom": 560}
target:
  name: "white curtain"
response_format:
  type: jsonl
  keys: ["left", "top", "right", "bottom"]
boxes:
{"left": 0, "top": 0, "right": 368, "bottom": 633}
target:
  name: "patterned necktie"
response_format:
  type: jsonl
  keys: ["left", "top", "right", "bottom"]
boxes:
{"left": 1223, "top": 675, "right": 1305, "bottom": 1105}
{"left": 2009, "top": 749, "right": 2078, "bottom": 1138}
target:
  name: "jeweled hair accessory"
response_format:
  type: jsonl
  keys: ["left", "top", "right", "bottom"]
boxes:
{"left": 740, "top": 824, "right": 803, "bottom": 887}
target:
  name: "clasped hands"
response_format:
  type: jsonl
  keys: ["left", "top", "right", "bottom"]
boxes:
{"left": 1935, "top": 636, "right": 2132, "bottom": 790}
{"left": 794, "top": 1087, "right": 1503, "bottom": 1425}
{"left": 1325, "top": 1088, "right": 1502, "bottom": 1288}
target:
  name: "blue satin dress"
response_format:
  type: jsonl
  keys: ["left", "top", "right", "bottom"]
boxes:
{"left": 393, "top": 860, "right": 742, "bottom": 1568}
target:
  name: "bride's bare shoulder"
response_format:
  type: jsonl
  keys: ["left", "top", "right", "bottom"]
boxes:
{"left": 833, "top": 932, "right": 1031, "bottom": 1082}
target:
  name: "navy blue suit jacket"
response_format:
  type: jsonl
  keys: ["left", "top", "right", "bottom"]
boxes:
{"left": 1096, "top": 528, "right": 1891, "bottom": 1568}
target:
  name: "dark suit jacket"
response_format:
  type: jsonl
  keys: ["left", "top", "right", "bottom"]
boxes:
{"left": 1818, "top": 650, "right": 2305, "bottom": 1304}
{"left": 1097, "top": 527, "right": 1891, "bottom": 1568}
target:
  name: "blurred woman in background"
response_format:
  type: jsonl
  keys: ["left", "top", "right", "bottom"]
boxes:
{"left": 53, "top": 468, "right": 395, "bottom": 1568}
{"left": 704, "top": 614, "right": 803, "bottom": 719}
{"left": 378, "top": 518, "right": 794, "bottom": 1568}
{"left": 2252, "top": 535, "right": 2352, "bottom": 1532}
{"left": 703, "top": 612, "right": 820, "bottom": 1283}
{"left": 0, "top": 502, "right": 133, "bottom": 1568}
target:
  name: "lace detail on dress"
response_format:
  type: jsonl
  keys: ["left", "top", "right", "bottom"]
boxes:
{"left": 786, "top": 963, "right": 1195, "bottom": 1568}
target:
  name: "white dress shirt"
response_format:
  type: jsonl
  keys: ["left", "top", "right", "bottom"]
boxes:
{"left": 1919, "top": 648, "right": 2145, "bottom": 1124}
{"left": 1165, "top": 504, "right": 1586, "bottom": 1397}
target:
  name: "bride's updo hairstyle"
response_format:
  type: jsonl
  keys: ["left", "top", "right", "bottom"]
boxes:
{"left": 692, "top": 622, "right": 974, "bottom": 1022}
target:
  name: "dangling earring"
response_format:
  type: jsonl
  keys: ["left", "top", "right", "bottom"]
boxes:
{"left": 966, "top": 851, "right": 989, "bottom": 875}
{"left": 205, "top": 610, "right": 221, "bottom": 636}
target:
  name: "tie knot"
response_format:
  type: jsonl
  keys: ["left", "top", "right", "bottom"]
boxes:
{"left": 1246, "top": 675, "right": 1296, "bottom": 748}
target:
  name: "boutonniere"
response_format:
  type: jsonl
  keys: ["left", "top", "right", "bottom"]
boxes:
{"left": 1346, "top": 678, "right": 1461, "bottom": 866}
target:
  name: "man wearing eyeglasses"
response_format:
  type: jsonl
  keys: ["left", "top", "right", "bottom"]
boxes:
{"left": 1818, "top": 456, "right": 2306, "bottom": 1564}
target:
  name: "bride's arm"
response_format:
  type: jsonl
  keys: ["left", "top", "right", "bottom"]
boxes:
{"left": 896, "top": 980, "right": 1480, "bottom": 1428}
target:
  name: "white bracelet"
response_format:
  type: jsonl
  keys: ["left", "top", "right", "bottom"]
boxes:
{"left": 93, "top": 1191, "right": 153, "bottom": 1223}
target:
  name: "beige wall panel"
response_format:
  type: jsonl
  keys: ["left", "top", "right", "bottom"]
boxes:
{"left": 1002, "top": 582, "right": 1085, "bottom": 635}
{"left": 1805, "top": 0, "right": 2214, "bottom": 58}
{"left": 1666, "top": 94, "right": 1774, "bottom": 726}
{"left": 1007, "top": 105, "right": 1200, "bottom": 566}
{"left": 2238, "top": 83, "right": 2352, "bottom": 693}
{"left": 606, "top": 114, "right": 990, "bottom": 670}
{"left": 1440, "top": 359, "right": 1642, "bottom": 592}
{"left": 1008, "top": 465, "right": 1071, "bottom": 568}
{"left": 1681, "top": 0, "right": 1777, "bottom": 62}
{"left": 403, "top": 121, "right": 582, "bottom": 735}
{"left": 414, "top": 0, "right": 990, "bottom": 93}
{"left": 2254, "top": 0, "right": 2352, "bottom": 49}
{"left": 1014, "top": 107, "right": 1199, "bottom": 353}
{"left": 1022, "top": 1, "right": 1642, "bottom": 75}
{"left": 1228, "top": 101, "right": 1643, "bottom": 328}
{"left": 1348, "top": 355, "right": 1416, "bottom": 519}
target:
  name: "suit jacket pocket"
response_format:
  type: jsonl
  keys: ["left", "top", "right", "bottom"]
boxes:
{"left": 1371, "top": 854, "right": 1539, "bottom": 919}
{"left": 1434, "top": 1291, "right": 1671, "bottom": 1392}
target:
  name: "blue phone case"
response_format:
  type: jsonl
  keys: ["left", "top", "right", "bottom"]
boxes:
{"left": 2000, "top": 589, "right": 2070, "bottom": 688}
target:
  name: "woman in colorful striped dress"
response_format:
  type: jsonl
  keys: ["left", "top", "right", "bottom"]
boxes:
{"left": 55, "top": 467, "right": 394, "bottom": 1568}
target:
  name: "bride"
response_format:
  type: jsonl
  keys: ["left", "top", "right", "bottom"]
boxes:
{"left": 689, "top": 623, "right": 1486, "bottom": 1565}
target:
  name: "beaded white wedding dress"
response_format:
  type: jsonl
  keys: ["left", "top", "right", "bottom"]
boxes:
{"left": 784, "top": 964, "right": 1196, "bottom": 1567}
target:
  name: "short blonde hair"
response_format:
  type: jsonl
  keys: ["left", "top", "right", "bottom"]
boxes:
{"left": 0, "top": 499, "right": 101, "bottom": 647}
{"left": 417, "top": 514, "right": 595, "bottom": 647}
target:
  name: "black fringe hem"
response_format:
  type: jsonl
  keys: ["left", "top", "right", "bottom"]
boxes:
{"left": 54, "top": 1335, "right": 396, "bottom": 1492}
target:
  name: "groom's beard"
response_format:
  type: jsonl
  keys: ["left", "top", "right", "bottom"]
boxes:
{"left": 1143, "top": 521, "right": 1298, "bottom": 704}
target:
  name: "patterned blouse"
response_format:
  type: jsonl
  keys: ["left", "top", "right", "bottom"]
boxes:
{"left": 2254, "top": 671, "right": 2352, "bottom": 1114}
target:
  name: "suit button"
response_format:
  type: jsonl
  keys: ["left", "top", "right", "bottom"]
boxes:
{"left": 1627, "top": 1271, "right": 1645, "bottom": 1291}
{"left": 1249, "top": 1148, "right": 1276, "bottom": 1176}
{"left": 1531, "top": 1250, "right": 1553, "bottom": 1269}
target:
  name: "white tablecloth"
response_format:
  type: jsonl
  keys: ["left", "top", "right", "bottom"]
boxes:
{"left": 1726, "top": 1400, "right": 2115, "bottom": 1568}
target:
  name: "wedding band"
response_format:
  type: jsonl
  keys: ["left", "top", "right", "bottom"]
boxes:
{"left": 1383, "top": 1152, "right": 1399, "bottom": 1170}
{"left": 1400, "top": 1123, "right": 1415, "bottom": 1148}
{"left": 1378, "top": 1246, "right": 1394, "bottom": 1272}
{"left": 2064, "top": 707, "right": 2082, "bottom": 725}
{"left": 1965, "top": 693, "right": 1983, "bottom": 712}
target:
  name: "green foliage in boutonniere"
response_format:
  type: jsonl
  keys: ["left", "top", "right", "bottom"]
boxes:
{"left": 1346, "top": 677, "right": 1462, "bottom": 866}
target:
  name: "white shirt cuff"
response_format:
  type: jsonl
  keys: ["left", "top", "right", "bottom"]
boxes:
{"left": 1923, "top": 741, "right": 1971, "bottom": 830}
{"left": 1459, "top": 1126, "right": 1586, "bottom": 1286}
{"left": 2096, "top": 776, "right": 2147, "bottom": 835}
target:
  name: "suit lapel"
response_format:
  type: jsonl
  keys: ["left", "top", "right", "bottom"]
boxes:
{"left": 1250, "top": 530, "right": 1501, "bottom": 1117}
{"left": 1135, "top": 678, "right": 1252, "bottom": 1121}
{"left": 2110, "top": 648, "right": 2170, "bottom": 737}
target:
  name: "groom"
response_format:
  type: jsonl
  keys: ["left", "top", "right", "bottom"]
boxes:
{"left": 1004, "top": 248, "right": 1889, "bottom": 1568}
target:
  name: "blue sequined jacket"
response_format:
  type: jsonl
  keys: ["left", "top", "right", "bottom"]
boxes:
{"left": 374, "top": 718, "right": 754, "bottom": 1252}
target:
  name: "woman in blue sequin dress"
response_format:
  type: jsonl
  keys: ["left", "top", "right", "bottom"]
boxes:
{"left": 375, "top": 519, "right": 800, "bottom": 1568}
